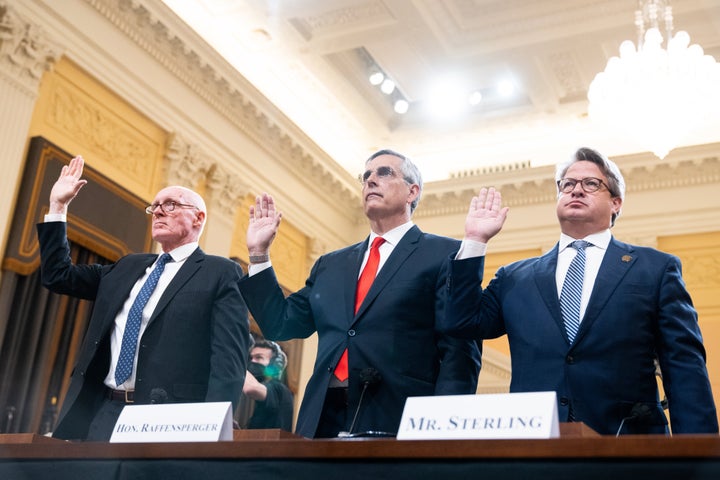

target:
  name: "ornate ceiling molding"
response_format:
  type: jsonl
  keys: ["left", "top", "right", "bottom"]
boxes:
{"left": 85, "top": 0, "right": 360, "bottom": 212}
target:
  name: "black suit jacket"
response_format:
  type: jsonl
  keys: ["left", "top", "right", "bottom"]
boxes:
{"left": 442, "top": 237, "right": 718, "bottom": 435}
{"left": 239, "top": 225, "right": 481, "bottom": 438}
{"left": 37, "top": 222, "right": 249, "bottom": 440}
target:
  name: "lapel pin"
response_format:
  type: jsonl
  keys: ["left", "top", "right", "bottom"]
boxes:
{"left": 621, "top": 255, "right": 632, "bottom": 263}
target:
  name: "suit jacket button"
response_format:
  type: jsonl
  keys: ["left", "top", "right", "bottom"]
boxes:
{"left": 566, "top": 355, "right": 574, "bottom": 364}
{"left": 560, "top": 397, "right": 569, "bottom": 406}
{"left": 348, "top": 330, "right": 356, "bottom": 337}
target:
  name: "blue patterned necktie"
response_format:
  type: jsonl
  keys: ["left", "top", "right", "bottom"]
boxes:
{"left": 115, "top": 253, "right": 173, "bottom": 386}
{"left": 559, "top": 241, "right": 590, "bottom": 343}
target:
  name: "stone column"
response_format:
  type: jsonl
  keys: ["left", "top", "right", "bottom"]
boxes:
{"left": 0, "top": 2, "right": 62, "bottom": 283}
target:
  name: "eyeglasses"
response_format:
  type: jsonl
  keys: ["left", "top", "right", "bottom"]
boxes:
{"left": 358, "top": 166, "right": 397, "bottom": 185}
{"left": 145, "top": 200, "right": 198, "bottom": 215}
{"left": 557, "top": 177, "right": 608, "bottom": 194}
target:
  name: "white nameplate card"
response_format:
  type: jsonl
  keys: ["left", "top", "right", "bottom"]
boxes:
{"left": 397, "top": 391, "right": 559, "bottom": 440}
{"left": 109, "top": 401, "right": 233, "bottom": 443}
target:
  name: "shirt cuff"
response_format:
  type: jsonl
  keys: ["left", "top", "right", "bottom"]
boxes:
{"left": 44, "top": 213, "right": 67, "bottom": 223}
{"left": 248, "top": 261, "right": 272, "bottom": 276}
{"left": 455, "top": 239, "right": 487, "bottom": 260}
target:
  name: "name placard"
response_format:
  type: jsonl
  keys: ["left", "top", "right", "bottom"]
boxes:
{"left": 397, "top": 391, "right": 559, "bottom": 440}
{"left": 109, "top": 401, "right": 233, "bottom": 443}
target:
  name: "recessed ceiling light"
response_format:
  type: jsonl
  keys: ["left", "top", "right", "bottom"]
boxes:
{"left": 394, "top": 99, "right": 409, "bottom": 114}
{"left": 381, "top": 79, "right": 396, "bottom": 95}
{"left": 369, "top": 71, "right": 384, "bottom": 85}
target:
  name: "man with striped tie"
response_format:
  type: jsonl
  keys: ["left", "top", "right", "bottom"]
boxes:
{"left": 440, "top": 147, "right": 717, "bottom": 435}
{"left": 37, "top": 155, "right": 249, "bottom": 441}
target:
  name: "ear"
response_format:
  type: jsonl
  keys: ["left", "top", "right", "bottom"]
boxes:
{"left": 611, "top": 196, "right": 622, "bottom": 215}
{"left": 194, "top": 210, "right": 206, "bottom": 227}
{"left": 407, "top": 183, "right": 420, "bottom": 204}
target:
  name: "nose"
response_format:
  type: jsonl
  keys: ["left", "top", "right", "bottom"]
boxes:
{"left": 363, "top": 171, "right": 379, "bottom": 187}
{"left": 569, "top": 182, "right": 585, "bottom": 195}
{"left": 149, "top": 204, "right": 165, "bottom": 215}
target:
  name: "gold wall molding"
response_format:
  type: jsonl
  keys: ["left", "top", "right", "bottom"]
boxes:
{"left": 29, "top": 58, "right": 166, "bottom": 202}
{"left": 46, "top": 81, "right": 155, "bottom": 181}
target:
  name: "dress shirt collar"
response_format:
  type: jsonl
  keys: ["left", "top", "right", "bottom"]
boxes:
{"left": 163, "top": 241, "right": 198, "bottom": 263}
{"left": 369, "top": 221, "right": 414, "bottom": 247}
{"left": 559, "top": 230, "right": 611, "bottom": 253}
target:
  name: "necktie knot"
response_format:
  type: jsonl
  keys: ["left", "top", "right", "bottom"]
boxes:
{"left": 370, "top": 236, "right": 386, "bottom": 251}
{"left": 570, "top": 240, "right": 590, "bottom": 251}
{"left": 157, "top": 252, "right": 173, "bottom": 267}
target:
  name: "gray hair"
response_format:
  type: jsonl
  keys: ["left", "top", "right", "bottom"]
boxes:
{"left": 366, "top": 149, "right": 423, "bottom": 213}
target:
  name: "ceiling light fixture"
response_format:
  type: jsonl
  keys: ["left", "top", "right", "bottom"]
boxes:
{"left": 369, "top": 71, "right": 384, "bottom": 86}
{"left": 468, "top": 91, "right": 483, "bottom": 106}
{"left": 587, "top": 0, "right": 720, "bottom": 159}
{"left": 380, "top": 78, "right": 396, "bottom": 95}
{"left": 393, "top": 99, "right": 409, "bottom": 114}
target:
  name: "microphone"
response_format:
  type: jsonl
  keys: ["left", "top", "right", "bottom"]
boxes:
{"left": 150, "top": 388, "right": 168, "bottom": 404}
{"left": 337, "top": 367, "right": 384, "bottom": 438}
{"left": 615, "top": 402, "right": 652, "bottom": 436}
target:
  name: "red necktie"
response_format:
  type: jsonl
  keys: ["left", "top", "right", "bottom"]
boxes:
{"left": 334, "top": 237, "right": 386, "bottom": 382}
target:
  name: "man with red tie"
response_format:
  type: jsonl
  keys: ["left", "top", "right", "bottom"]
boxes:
{"left": 239, "top": 149, "right": 482, "bottom": 438}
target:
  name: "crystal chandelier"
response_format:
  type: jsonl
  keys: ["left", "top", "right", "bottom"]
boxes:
{"left": 587, "top": 0, "right": 720, "bottom": 159}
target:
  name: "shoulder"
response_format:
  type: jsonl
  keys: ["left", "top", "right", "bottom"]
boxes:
{"left": 500, "top": 253, "right": 547, "bottom": 275}
{"left": 610, "top": 239, "right": 677, "bottom": 262}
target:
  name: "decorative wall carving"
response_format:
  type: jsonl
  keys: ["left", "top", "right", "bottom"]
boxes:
{"left": 206, "top": 164, "right": 249, "bottom": 218}
{"left": 0, "top": 2, "right": 62, "bottom": 95}
{"left": 47, "top": 82, "right": 156, "bottom": 180}
{"left": 164, "top": 133, "right": 213, "bottom": 188}
{"left": 165, "top": 133, "right": 250, "bottom": 217}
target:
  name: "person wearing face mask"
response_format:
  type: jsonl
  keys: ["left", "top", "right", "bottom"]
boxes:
{"left": 242, "top": 339, "right": 294, "bottom": 431}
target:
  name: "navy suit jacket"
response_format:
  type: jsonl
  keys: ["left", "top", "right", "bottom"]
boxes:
{"left": 441, "top": 237, "right": 717, "bottom": 435}
{"left": 37, "top": 222, "right": 249, "bottom": 440}
{"left": 239, "top": 226, "right": 481, "bottom": 438}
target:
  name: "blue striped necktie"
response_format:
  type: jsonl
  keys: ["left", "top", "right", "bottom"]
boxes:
{"left": 114, "top": 253, "right": 173, "bottom": 386}
{"left": 559, "top": 241, "right": 590, "bottom": 343}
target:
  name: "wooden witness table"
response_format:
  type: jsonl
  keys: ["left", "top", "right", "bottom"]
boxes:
{"left": 1, "top": 425, "right": 719, "bottom": 479}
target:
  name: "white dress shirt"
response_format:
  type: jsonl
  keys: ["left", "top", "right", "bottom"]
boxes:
{"left": 555, "top": 230, "right": 611, "bottom": 323}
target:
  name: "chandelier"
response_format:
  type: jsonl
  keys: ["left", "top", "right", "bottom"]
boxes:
{"left": 587, "top": 0, "right": 720, "bottom": 159}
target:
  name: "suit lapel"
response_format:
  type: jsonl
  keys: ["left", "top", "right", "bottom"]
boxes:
{"left": 148, "top": 247, "right": 204, "bottom": 324}
{"left": 104, "top": 255, "right": 156, "bottom": 333}
{"left": 353, "top": 226, "right": 421, "bottom": 320}
{"left": 345, "top": 240, "right": 367, "bottom": 319}
{"left": 533, "top": 244, "right": 567, "bottom": 339}
{"left": 573, "top": 238, "right": 636, "bottom": 344}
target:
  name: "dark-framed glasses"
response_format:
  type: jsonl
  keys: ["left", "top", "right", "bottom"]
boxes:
{"left": 358, "top": 166, "right": 397, "bottom": 185}
{"left": 145, "top": 200, "right": 198, "bottom": 215}
{"left": 557, "top": 177, "right": 608, "bottom": 194}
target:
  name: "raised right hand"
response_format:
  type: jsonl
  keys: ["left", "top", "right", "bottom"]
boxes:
{"left": 49, "top": 156, "right": 88, "bottom": 215}
{"left": 247, "top": 193, "right": 283, "bottom": 256}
